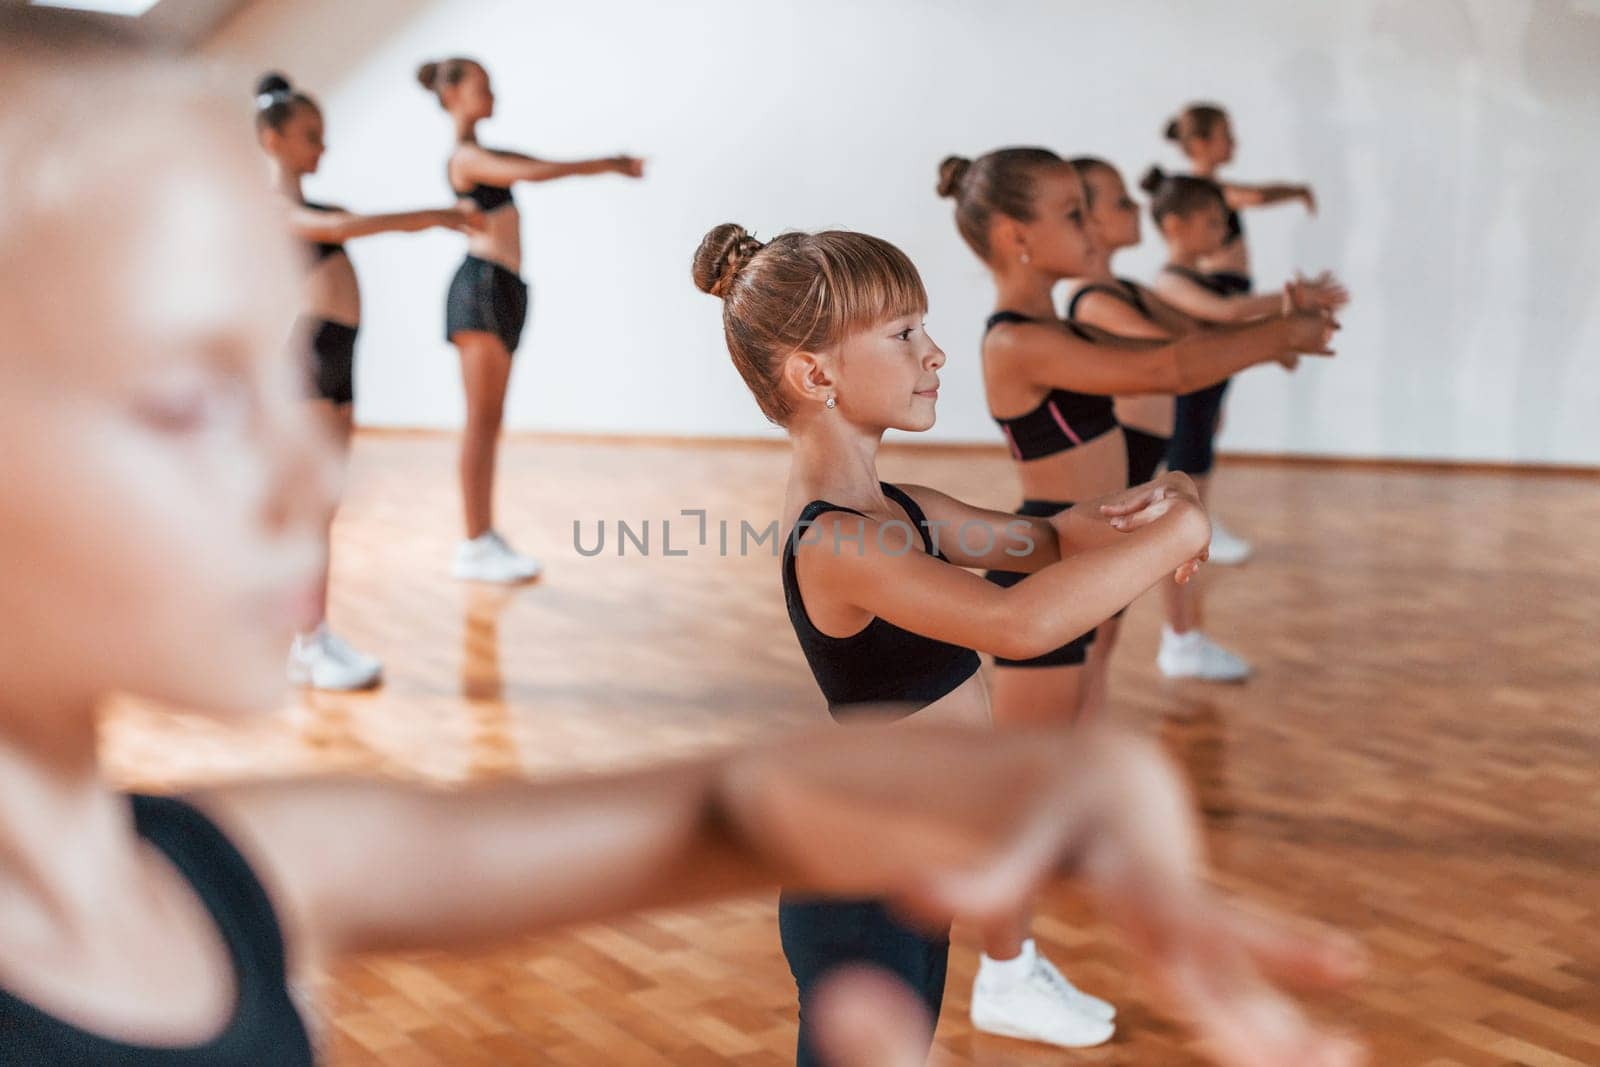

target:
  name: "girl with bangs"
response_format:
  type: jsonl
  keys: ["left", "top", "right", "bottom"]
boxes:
{"left": 692, "top": 223, "right": 1275, "bottom": 1056}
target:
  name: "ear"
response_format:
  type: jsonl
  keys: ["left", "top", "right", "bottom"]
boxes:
{"left": 992, "top": 216, "right": 1028, "bottom": 262}
{"left": 782, "top": 349, "right": 837, "bottom": 411}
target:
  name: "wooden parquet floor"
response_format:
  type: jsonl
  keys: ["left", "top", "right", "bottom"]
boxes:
{"left": 103, "top": 433, "right": 1600, "bottom": 1066}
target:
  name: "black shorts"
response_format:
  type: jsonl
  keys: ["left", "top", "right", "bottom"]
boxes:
{"left": 299, "top": 318, "right": 357, "bottom": 405}
{"left": 1124, "top": 425, "right": 1171, "bottom": 486}
{"left": 984, "top": 499, "right": 1099, "bottom": 667}
{"left": 446, "top": 254, "right": 529, "bottom": 353}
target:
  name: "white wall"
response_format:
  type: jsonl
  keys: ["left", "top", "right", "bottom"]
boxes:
{"left": 206, "top": 0, "right": 1600, "bottom": 466}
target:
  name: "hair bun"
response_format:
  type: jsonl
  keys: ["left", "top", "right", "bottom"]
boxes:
{"left": 1139, "top": 164, "right": 1167, "bottom": 194}
{"left": 255, "top": 70, "right": 291, "bottom": 102}
{"left": 692, "top": 223, "right": 764, "bottom": 299}
{"left": 415, "top": 60, "right": 439, "bottom": 91}
{"left": 936, "top": 155, "right": 972, "bottom": 199}
{"left": 1163, "top": 117, "right": 1180, "bottom": 141}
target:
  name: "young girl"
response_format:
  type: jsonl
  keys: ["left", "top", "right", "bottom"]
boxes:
{"left": 0, "top": 13, "right": 1363, "bottom": 1067}
{"left": 936, "top": 148, "right": 1338, "bottom": 717}
{"left": 416, "top": 57, "right": 645, "bottom": 583}
{"left": 692, "top": 222, "right": 1339, "bottom": 1057}
{"left": 1138, "top": 165, "right": 1347, "bottom": 680}
{"left": 1159, "top": 102, "right": 1320, "bottom": 567}
{"left": 254, "top": 71, "right": 479, "bottom": 691}
{"left": 1063, "top": 157, "right": 1346, "bottom": 685}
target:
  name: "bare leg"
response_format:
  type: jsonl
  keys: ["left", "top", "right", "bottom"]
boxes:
{"left": 1077, "top": 617, "right": 1121, "bottom": 720}
{"left": 983, "top": 663, "right": 1083, "bottom": 961}
{"left": 308, "top": 400, "right": 354, "bottom": 629}
{"left": 453, "top": 332, "right": 512, "bottom": 539}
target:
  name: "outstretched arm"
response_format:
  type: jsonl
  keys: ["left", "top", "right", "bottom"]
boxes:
{"left": 452, "top": 143, "right": 644, "bottom": 187}
{"left": 196, "top": 722, "right": 1365, "bottom": 1067}
{"left": 288, "top": 203, "right": 477, "bottom": 244}
{"left": 1151, "top": 270, "right": 1286, "bottom": 324}
{"left": 988, "top": 312, "right": 1332, "bottom": 400}
{"left": 1221, "top": 180, "right": 1315, "bottom": 215}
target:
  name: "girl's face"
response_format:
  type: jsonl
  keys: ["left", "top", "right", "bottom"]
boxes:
{"left": 1162, "top": 199, "right": 1229, "bottom": 257}
{"left": 1007, "top": 165, "right": 1097, "bottom": 280}
{"left": 259, "top": 102, "right": 325, "bottom": 178}
{"left": 828, "top": 311, "right": 946, "bottom": 433}
{"left": 1189, "top": 117, "right": 1236, "bottom": 169}
{"left": 1083, "top": 166, "right": 1140, "bottom": 254}
{"left": 0, "top": 110, "right": 337, "bottom": 721}
{"left": 446, "top": 63, "right": 495, "bottom": 122}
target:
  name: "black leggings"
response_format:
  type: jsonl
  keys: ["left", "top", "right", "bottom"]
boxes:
{"left": 1166, "top": 379, "right": 1229, "bottom": 475}
{"left": 779, "top": 895, "right": 949, "bottom": 1067}
{"left": 1124, "top": 425, "right": 1171, "bottom": 486}
{"left": 1167, "top": 271, "right": 1251, "bottom": 476}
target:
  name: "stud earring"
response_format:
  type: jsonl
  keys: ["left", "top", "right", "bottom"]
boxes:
{"left": 1020, "top": 250, "right": 1032, "bottom": 265}
{"left": 825, "top": 396, "right": 837, "bottom": 409}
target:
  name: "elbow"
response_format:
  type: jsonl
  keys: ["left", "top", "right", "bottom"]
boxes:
{"left": 990, "top": 599, "right": 1080, "bottom": 661}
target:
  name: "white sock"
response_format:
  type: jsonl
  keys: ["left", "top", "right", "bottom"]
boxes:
{"left": 979, "top": 939, "right": 1037, "bottom": 990}
{"left": 1162, "top": 625, "right": 1201, "bottom": 648}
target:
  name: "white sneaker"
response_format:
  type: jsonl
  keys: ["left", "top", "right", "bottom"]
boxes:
{"left": 452, "top": 530, "right": 542, "bottom": 584}
{"left": 970, "top": 943, "right": 1116, "bottom": 1049}
{"left": 287, "top": 625, "right": 382, "bottom": 690}
{"left": 1207, "top": 518, "right": 1253, "bottom": 565}
{"left": 1157, "top": 626, "right": 1251, "bottom": 682}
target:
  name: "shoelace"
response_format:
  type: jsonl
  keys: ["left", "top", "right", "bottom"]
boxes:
{"left": 1032, "top": 958, "right": 1085, "bottom": 1001}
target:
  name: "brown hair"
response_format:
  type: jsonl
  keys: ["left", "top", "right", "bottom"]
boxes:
{"left": 1139, "top": 165, "right": 1225, "bottom": 224}
{"left": 254, "top": 71, "right": 316, "bottom": 132}
{"left": 1164, "top": 103, "right": 1228, "bottom": 147}
{"left": 692, "top": 224, "right": 927, "bottom": 425}
{"left": 1067, "top": 156, "right": 1118, "bottom": 207}
{"left": 936, "top": 148, "right": 1065, "bottom": 261}
{"left": 416, "top": 57, "right": 477, "bottom": 100}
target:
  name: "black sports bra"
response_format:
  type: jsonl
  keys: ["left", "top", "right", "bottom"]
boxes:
{"left": 1200, "top": 177, "right": 1244, "bottom": 244}
{"left": 1162, "top": 264, "right": 1252, "bottom": 297}
{"left": 985, "top": 311, "right": 1119, "bottom": 461}
{"left": 301, "top": 200, "right": 344, "bottom": 262}
{"left": 0, "top": 794, "right": 315, "bottom": 1065}
{"left": 782, "top": 482, "right": 980, "bottom": 718}
{"left": 1065, "top": 277, "right": 1152, "bottom": 323}
{"left": 452, "top": 179, "right": 514, "bottom": 213}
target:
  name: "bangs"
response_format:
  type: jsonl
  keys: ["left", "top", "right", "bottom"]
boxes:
{"left": 808, "top": 231, "right": 928, "bottom": 343}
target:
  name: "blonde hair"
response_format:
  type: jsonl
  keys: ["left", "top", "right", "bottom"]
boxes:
{"left": 692, "top": 225, "right": 927, "bottom": 425}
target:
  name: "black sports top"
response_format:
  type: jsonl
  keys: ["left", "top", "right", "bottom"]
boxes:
{"left": 985, "top": 311, "right": 1119, "bottom": 461}
{"left": 1065, "top": 277, "right": 1152, "bottom": 324}
{"left": 301, "top": 200, "right": 344, "bottom": 262}
{"left": 0, "top": 794, "right": 315, "bottom": 1066}
{"left": 1162, "top": 264, "right": 1252, "bottom": 297}
{"left": 783, "top": 482, "right": 981, "bottom": 717}
{"left": 452, "top": 179, "right": 514, "bottom": 213}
